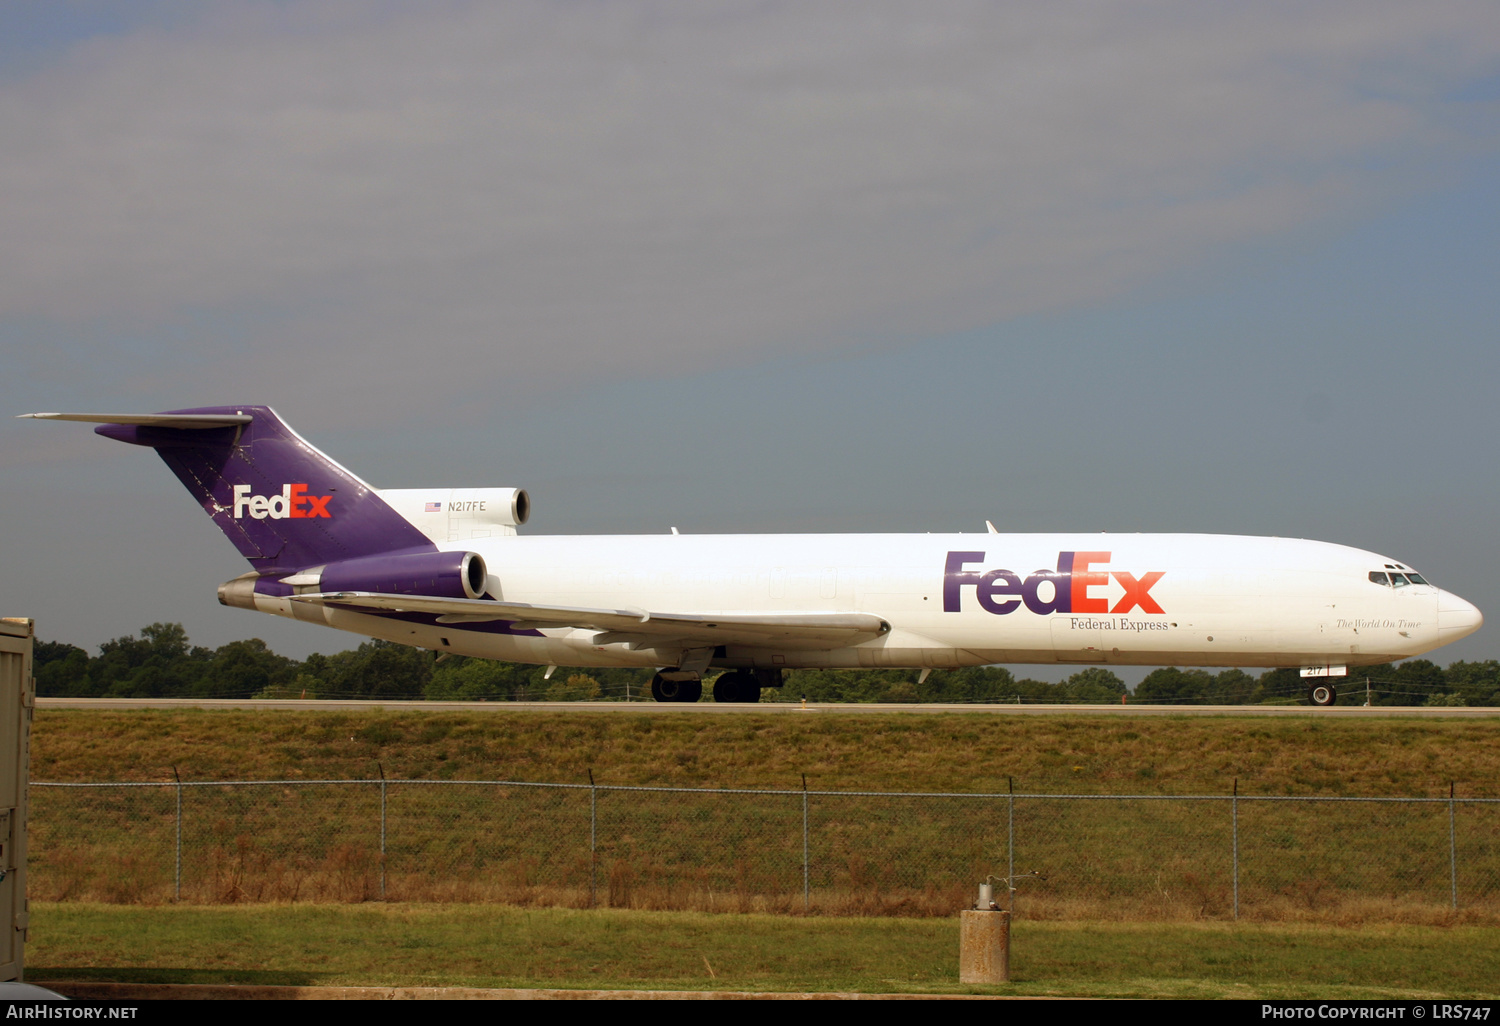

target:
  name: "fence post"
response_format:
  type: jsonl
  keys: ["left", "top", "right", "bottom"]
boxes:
{"left": 1449, "top": 781, "right": 1458, "bottom": 912}
{"left": 381, "top": 776, "right": 387, "bottom": 900}
{"left": 802, "top": 774, "right": 809, "bottom": 911}
{"left": 589, "top": 768, "right": 597, "bottom": 909}
{"left": 1007, "top": 776, "right": 1014, "bottom": 906}
{"left": 172, "top": 766, "right": 182, "bottom": 902}
{"left": 1232, "top": 778, "right": 1239, "bottom": 920}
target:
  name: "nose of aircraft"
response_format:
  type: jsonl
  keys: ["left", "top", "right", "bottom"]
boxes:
{"left": 1437, "top": 590, "right": 1484, "bottom": 643}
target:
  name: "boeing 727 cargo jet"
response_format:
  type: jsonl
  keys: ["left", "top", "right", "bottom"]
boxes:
{"left": 25, "top": 406, "right": 1484, "bottom": 705}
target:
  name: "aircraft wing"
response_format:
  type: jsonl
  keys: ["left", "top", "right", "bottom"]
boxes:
{"left": 292, "top": 592, "right": 890, "bottom": 648}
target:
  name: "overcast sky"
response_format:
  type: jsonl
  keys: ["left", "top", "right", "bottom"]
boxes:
{"left": 2, "top": 1, "right": 1498, "bottom": 678}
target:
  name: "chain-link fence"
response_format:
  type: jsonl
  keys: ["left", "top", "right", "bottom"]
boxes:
{"left": 28, "top": 780, "right": 1500, "bottom": 921}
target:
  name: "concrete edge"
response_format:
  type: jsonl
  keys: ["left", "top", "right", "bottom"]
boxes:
{"left": 36, "top": 698, "right": 1500, "bottom": 717}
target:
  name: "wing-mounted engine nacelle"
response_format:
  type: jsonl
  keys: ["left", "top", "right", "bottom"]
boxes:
{"left": 378, "top": 487, "right": 530, "bottom": 544}
{"left": 286, "top": 549, "right": 489, "bottom": 600}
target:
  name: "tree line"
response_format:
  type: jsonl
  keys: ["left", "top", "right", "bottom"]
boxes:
{"left": 31, "top": 623, "right": 1500, "bottom": 706}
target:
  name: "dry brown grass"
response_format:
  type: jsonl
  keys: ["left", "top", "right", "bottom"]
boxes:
{"left": 30, "top": 707, "right": 1500, "bottom": 796}
{"left": 28, "top": 708, "right": 1500, "bottom": 922}
{"left": 31, "top": 865, "right": 1500, "bottom": 925}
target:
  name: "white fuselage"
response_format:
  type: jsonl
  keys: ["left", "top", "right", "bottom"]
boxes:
{"left": 248, "top": 532, "right": 1482, "bottom": 672}
{"left": 41, "top": 408, "right": 1480, "bottom": 678}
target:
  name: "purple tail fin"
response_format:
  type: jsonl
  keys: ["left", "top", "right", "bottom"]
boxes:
{"left": 96, "top": 406, "right": 431, "bottom": 572}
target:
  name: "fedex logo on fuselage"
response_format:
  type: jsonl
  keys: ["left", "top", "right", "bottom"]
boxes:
{"left": 944, "top": 551, "right": 1164, "bottom": 616}
{"left": 231, "top": 483, "right": 332, "bottom": 520}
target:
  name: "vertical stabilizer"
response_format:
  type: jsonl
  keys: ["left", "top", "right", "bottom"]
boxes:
{"left": 90, "top": 406, "right": 432, "bottom": 571}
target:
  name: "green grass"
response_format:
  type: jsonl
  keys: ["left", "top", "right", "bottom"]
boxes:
{"left": 26, "top": 903, "right": 1500, "bottom": 998}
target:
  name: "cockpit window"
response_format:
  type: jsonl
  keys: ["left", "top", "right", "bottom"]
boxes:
{"left": 1370, "top": 569, "right": 1430, "bottom": 587}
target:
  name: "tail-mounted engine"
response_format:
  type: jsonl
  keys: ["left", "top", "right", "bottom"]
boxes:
{"left": 283, "top": 549, "right": 489, "bottom": 600}
{"left": 378, "top": 488, "right": 529, "bottom": 543}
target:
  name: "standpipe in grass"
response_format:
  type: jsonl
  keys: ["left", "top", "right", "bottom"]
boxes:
{"left": 958, "top": 910, "right": 1010, "bottom": 984}
{"left": 959, "top": 871, "right": 1044, "bottom": 982}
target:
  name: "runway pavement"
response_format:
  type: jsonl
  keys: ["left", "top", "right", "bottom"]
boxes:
{"left": 35, "top": 697, "right": 1500, "bottom": 717}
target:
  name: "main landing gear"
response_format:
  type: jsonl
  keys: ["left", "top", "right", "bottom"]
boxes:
{"left": 712, "top": 671, "right": 762, "bottom": 704}
{"left": 1308, "top": 682, "right": 1338, "bottom": 707}
{"left": 648, "top": 668, "right": 778, "bottom": 703}
{"left": 650, "top": 674, "right": 702, "bottom": 703}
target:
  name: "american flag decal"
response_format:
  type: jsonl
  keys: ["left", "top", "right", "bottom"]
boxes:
{"left": 424, "top": 501, "right": 442, "bottom": 512}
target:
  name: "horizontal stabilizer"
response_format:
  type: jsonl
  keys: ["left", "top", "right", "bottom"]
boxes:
{"left": 19, "top": 412, "right": 252, "bottom": 429}
{"left": 292, "top": 592, "right": 891, "bottom": 648}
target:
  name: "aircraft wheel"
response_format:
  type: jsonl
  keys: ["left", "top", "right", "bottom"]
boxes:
{"left": 712, "top": 673, "right": 743, "bottom": 703}
{"left": 680, "top": 679, "right": 702, "bottom": 703}
{"left": 1309, "top": 682, "right": 1337, "bottom": 707}
{"left": 651, "top": 674, "right": 686, "bottom": 702}
{"left": 713, "top": 672, "right": 762, "bottom": 703}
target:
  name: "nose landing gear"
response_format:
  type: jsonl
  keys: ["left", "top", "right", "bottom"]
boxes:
{"left": 1308, "top": 682, "right": 1337, "bottom": 707}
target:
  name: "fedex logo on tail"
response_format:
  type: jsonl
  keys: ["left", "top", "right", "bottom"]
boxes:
{"left": 232, "top": 484, "right": 332, "bottom": 520}
{"left": 944, "top": 551, "right": 1164, "bottom": 616}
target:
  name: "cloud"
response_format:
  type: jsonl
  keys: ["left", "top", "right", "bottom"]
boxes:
{"left": 2, "top": 1, "right": 1497, "bottom": 415}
